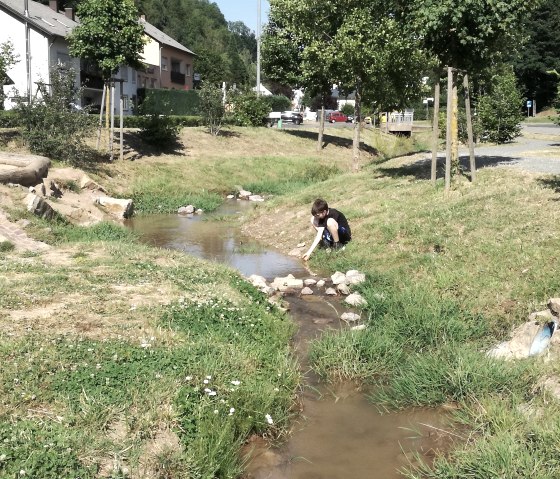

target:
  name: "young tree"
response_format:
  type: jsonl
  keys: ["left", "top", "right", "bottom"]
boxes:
{"left": 68, "top": 0, "right": 145, "bottom": 80}
{"left": 198, "top": 82, "right": 226, "bottom": 136}
{"left": 0, "top": 41, "right": 19, "bottom": 109}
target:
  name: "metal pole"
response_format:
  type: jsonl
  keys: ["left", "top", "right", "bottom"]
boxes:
{"left": 256, "top": 0, "right": 261, "bottom": 96}
{"left": 24, "top": 0, "right": 32, "bottom": 102}
{"left": 445, "top": 66, "right": 452, "bottom": 191}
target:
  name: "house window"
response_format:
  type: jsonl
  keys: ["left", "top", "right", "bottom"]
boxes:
{"left": 122, "top": 95, "right": 129, "bottom": 110}
{"left": 120, "top": 66, "right": 128, "bottom": 82}
{"left": 150, "top": 78, "right": 157, "bottom": 88}
{"left": 132, "top": 70, "right": 136, "bottom": 84}
{"left": 185, "top": 64, "right": 191, "bottom": 76}
{"left": 171, "top": 60, "right": 181, "bottom": 73}
{"left": 161, "top": 56, "right": 168, "bottom": 71}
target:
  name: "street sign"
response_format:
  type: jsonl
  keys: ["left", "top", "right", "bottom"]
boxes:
{"left": 527, "top": 100, "right": 533, "bottom": 108}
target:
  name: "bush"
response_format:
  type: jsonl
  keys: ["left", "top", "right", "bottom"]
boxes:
{"left": 138, "top": 88, "right": 200, "bottom": 115}
{"left": 14, "top": 65, "right": 94, "bottom": 162}
{"left": 228, "top": 91, "right": 271, "bottom": 127}
{"left": 137, "top": 114, "right": 181, "bottom": 147}
{"left": 263, "top": 94, "right": 291, "bottom": 112}
{"left": 0, "top": 110, "right": 20, "bottom": 127}
{"left": 198, "top": 82, "right": 226, "bottom": 136}
{"left": 341, "top": 103, "right": 354, "bottom": 116}
{"left": 475, "top": 69, "right": 524, "bottom": 143}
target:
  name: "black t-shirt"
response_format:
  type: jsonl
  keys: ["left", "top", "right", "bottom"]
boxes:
{"left": 318, "top": 208, "right": 351, "bottom": 238}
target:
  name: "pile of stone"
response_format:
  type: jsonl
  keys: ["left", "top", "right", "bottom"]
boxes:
{"left": 246, "top": 270, "right": 368, "bottom": 330}
{"left": 226, "top": 187, "right": 265, "bottom": 202}
{"left": 488, "top": 297, "right": 560, "bottom": 360}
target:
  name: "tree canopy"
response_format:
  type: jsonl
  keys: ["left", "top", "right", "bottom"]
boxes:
{"left": 68, "top": 0, "right": 145, "bottom": 79}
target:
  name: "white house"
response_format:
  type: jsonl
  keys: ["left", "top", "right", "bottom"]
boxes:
{"left": 0, "top": 0, "right": 80, "bottom": 109}
{"left": 0, "top": 0, "right": 169, "bottom": 114}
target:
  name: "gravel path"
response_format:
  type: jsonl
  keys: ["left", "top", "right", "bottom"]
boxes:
{"left": 455, "top": 123, "right": 560, "bottom": 175}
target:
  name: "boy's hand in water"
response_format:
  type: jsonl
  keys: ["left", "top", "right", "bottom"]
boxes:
{"left": 302, "top": 253, "right": 310, "bottom": 261}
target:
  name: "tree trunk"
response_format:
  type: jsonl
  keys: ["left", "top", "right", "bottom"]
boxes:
{"left": 431, "top": 81, "right": 440, "bottom": 185}
{"left": 445, "top": 67, "right": 453, "bottom": 191}
{"left": 463, "top": 73, "right": 476, "bottom": 182}
{"left": 351, "top": 80, "right": 362, "bottom": 172}
{"left": 317, "top": 105, "right": 325, "bottom": 151}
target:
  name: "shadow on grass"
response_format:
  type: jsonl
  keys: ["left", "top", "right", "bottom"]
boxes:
{"left": 121, "top": 131, "right": 185, "bottom": 158}
{"left": 374, "top": 153, "right": 524, "bottom": 181}
{"left": 538, "top": 176, "right": 560, "bottom": 199}
{"left": 279, "top": 129, "right": 379, "bottom": 156}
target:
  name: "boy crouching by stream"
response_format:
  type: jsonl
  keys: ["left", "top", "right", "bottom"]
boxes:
{"left": 302, "top": 198, "right": 351, "bottom": 261}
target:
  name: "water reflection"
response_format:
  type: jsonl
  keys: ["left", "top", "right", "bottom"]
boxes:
{"left": 126, "top": 200, "right": 308, "bottom": 279}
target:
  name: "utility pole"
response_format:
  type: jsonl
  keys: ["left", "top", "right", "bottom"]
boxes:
{"left": 256, "top": 0, "right": 261, "bottom": 96}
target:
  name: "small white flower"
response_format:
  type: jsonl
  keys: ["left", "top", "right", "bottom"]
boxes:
{"left": 206, "top": 375, "right": 212, "bottom": 379}
{"left": 203, "top": 379, "right": 209, "bottom": 384}
{"left": 214, "top": 409, "right": 219, "bottom": 414}
{"left": 208, "top": 391, "right": 217, "bottom": 396}
{"left": 231, "top": 380, "right": 241, "bottom": 386}
{"left": 19, "top": 471, "right": 25, "bottom": 476}
{"left": 185, "top": 376, "right": 192, "bottom": 381}
{"left": 265, "top": 414, "right": 274, "bottom": 425}
{"left": 229, "top": 407, "right": 235, "bottom": 415}
{"left": 274, "top": 388, "right": 279, "bottom": 392}
{"left": 204, "top": 388, "right": 212, "bottom": 393}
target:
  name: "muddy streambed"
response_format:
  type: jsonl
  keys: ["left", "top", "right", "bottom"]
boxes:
{"left": 127, "top": 201, "right": 451, "bottom": 478}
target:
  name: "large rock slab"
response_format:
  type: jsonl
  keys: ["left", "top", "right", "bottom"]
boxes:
{"left": 95, "top": 196, "right": 134, "bottom": 219}
{"left": 270, "top": 274, "right": 303, "bottom": 291}
{"left": 26, "top": 193, "right": 56, "bottom": 220}
{"left": 0, "top": 153, "right": 50, "bottom": 187}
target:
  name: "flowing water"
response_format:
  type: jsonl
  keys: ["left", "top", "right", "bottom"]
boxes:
{"left": 127, "top": 201, "right": 452, "bottom": 478}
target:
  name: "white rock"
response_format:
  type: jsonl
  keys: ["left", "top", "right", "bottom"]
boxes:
{"left": 95, "top": 196, "right": 134, "bottom": 219}
{"left": 351, "top": 324, "right": 367, "bottom": 331}
{"left": 80, "top": 175, "right": 105, "bottom": 191}
{"left": 301, "top": 287, "right": 313, "bottom": 295}
{"left": 249, "top": 195, "right": 265, "bottom": 202}
{"left": 341, "top": 312, "right": 361, "bottom": 322}
{"left": 195, "top": 209, "right": 203, "bottom": 214}
{"left": 270, "top": 275, "right": 304, "bottom": 291}
{"left": 248, "top": 274, "right": 268, "bottom": 289}
{"left": 238, "top": 189, "right": 252, "bottom": 199}
{"left": 346, "top": 270, "right": 366, "bottom": 285}
{"left": 226, "top": 194, "right": 235, "bottom": 199}
{"left": 331, "top": 271, "right": 347, "bottom": 285}
{"left": 317, "top": 280, "right": 325, "bottom": 288}
{"left": 325, "top": 287, "right": 337, "bottom": 296}
{"left": 345, "top": 293, "right": 367, "bottom": 307}
{"left": 178, "top": 205, "right": 195, "bottom": 214}
{"left": 304, "top": 279, "right": 317, "bottom": 286}
{"left": 337, "top": 283, "right": 351, "bottom": 295}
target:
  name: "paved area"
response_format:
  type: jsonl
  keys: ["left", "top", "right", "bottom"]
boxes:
{"left": 0, "top": 210, "right": 49, "bottom": 251}
{"left": 456, "top": 123, "right": 560, "bottom": 175}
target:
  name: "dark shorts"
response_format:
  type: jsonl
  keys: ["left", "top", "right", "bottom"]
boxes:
{"left": 321, "top": 226, "right": 351, "bottom": 247}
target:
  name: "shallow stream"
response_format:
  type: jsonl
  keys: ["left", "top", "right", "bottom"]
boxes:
{"left": 127, "top": 201, "right": 450, "bottom": 478}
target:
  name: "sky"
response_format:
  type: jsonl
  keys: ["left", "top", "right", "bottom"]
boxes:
{"left": 212, "top": 0, "right": 270, "bottom": 34}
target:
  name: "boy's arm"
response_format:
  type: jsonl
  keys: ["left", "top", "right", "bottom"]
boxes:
{"left": 303, "top": 226, "right": 324, "bottom": 261}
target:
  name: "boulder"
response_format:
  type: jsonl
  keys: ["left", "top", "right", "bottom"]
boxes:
{"left": 325, "top": 287, "right": 337, "bottom": 296}
{"left": 301, "top": 287, "right": 313, "bottom": 295}
{"left": 248, "top": 195, "right": 265, "bottom": 202}
{"left": 80, "top": 175, "right": 105, "bottom": 192}
{"left": 248, "top": 274, "right": 268, "bottom": 289}
{"left": 346, "top": 270, "right": 366, "bottom": 285}
{"left": 304, "top": 279, "right": 317, "bottom": 286}
{"left": 0, "top": 152, "right": 50, "bottom": 187}
{"left": 331, "top": 271, "right": 347, "bottom": 285}
{"left": 95, "top": 196, "right": 134, "bottom": 219}
{"left": 345, "top": 293, "right": 367, "bottom": 307}
{"left": 178, "top": 205, "right": 195, "bottom": 215}
{"left": 341, "top": 312, "right": 360, "bottom": 322}
{"left": 270, "top": 274, "right": 304, "bottom": 291}
{"left": 238, "top": 189, "right": 252, "bottom": 199}
{"left": 337, "top": 283, "right": 351, "bottom": 295}
{"left": 548, "top": 298, "right": 560, "bottom": 316}
{"left": 26, "top": 193, "right": 56, "bottom": 220}
{"left": 316, "top": 280, "right": 325, "bottom": 288}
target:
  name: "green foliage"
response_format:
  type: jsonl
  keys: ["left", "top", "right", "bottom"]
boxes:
{"left": 14, "top": 65, "right": 94, "bottom": 162}
{"left": 139, "top": 88, "right": 200, "bottom": 116}
{"left": 116, "top": 114, "right": 201, "bottom": 128}
{"left": 341, "top": 103, "right": 354, "bottom": 116}
{"left": 476, "top": 69, "right": 524, "bottom": 143}
{"left": 198, "top": 82, "right": 226, "bottom": 136}
{"left": 228, "top": 91, "right": 271, "bottom": 127}
{"left": 0, "top": 110, "right": 20, "bottom": 127}
{"left": 137, "top": 114, "right": 181, "bottom": 147}
{"left": 0, "top": 240, "right": 15, "bottom": 252}
{"left": 262, "top": 94, "right": 292, "bottom": 112}
{"left": 0, "top": 40, "right": 19, "bottom": 109}
{"left": 69, "top": 0, "right": 145, "bottom": 79}
{"left": 131, "top": 190, "right": 222, "bottom": 215}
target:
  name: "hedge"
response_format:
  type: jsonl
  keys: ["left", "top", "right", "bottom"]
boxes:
{"left": 138, "top": 88, "right": 200, "bottom": 116}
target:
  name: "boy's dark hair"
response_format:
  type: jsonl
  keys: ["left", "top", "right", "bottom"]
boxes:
{"left": 311, "top": 198, "right": 328, "bottom": 215}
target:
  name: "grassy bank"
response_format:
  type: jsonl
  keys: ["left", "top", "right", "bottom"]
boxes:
{"left": 0, "top": 213, "right": 298, "bottom": 477}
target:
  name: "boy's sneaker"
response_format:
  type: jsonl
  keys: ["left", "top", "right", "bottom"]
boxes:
{"left": 332, "top": 241, "right": 343, "bottom": 251}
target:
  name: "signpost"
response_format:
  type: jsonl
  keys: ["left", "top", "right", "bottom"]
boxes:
{"left": 527, "top": 100, "right": 533, "bottom": 118}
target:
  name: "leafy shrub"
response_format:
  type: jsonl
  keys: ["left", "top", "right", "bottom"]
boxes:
{"left": 0, "top": 240, "right": 15, "bottom": 252}
{"left": 475, "top": 69, "right": 524, "bottom": 143}
{"left": 228, "top": 90, "right": 271, "bottom": 127}
{"left": 262, "top": 94, "right": 291, "bottom": 112}
{"left": 14, "top": 65, "right": 94, "bottom": 162}
{"left": 137, "top": 114, "right": 181, "bottom": 147}
{"left": 0, "top": 110, "right": 20, "bottom": 127}
{"left": 138, "top": 88, "right": 200, "bottom": 115}
{"left": 198, "top": 82, "right": 226, "bottom": 136}
{"left": 341, "top": 103, "right": 354, "bottom": 116}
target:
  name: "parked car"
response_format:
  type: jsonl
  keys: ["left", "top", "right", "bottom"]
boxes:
{"left": 346, "top": 115, "right": 355, "bottom": 123}
{"left": 326, "top": 111, "right": 348, "bottom": 123}
{"left": 281, "top": 111, "right": 303, "bottom": 124}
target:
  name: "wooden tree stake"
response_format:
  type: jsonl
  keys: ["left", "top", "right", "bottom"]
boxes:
{"left": 463, "top": 73, "right": 476, "bottom": 182}
{"left": 431, "top": 81, "right": 440, "bottom": 185}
